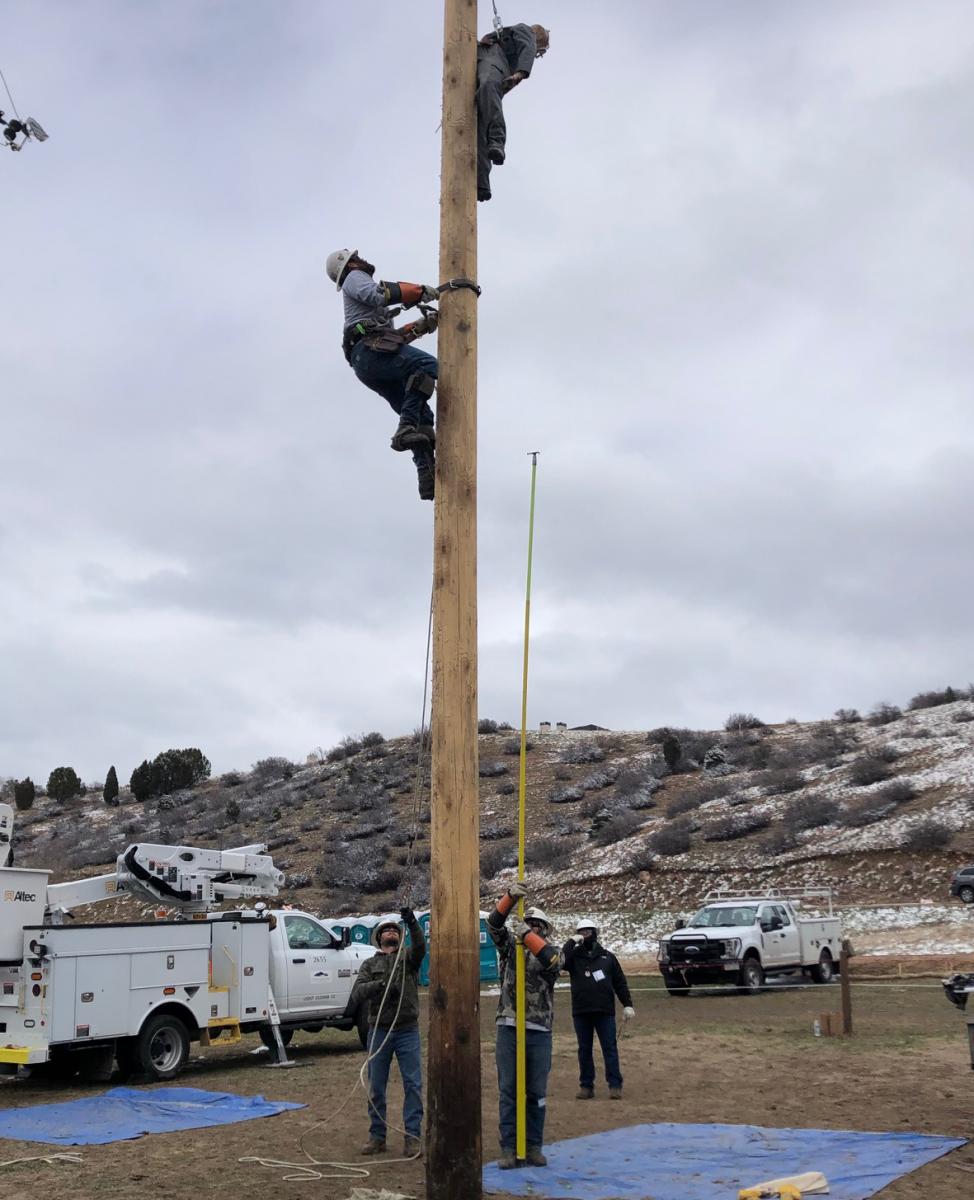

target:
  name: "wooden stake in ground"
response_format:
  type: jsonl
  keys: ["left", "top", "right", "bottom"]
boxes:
{"left": 426, "top": 2, "right": 481, "bottom": 1198}
{"left": 840, "top": 939, "right": 853, "bottom": 1036}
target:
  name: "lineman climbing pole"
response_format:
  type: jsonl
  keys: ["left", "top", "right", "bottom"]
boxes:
{"left": 426, "top": 3, "right": 481, "bottom": 1199}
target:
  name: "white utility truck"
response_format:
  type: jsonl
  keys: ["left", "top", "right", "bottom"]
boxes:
{"left": 0, "top": 803, "right": 13, "bottom": 867}
{"left": 657, "top": 888, "right": 842, "bottom": 995}
{"left": 0, "top": 841, "right": 376, "bottom": 1082}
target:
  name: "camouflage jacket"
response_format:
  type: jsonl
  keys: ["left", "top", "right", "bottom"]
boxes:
{"left": 487, "top": 913, "right": 562, "bottom": 1031}
{"left": 349, "top": 920, "right": 426, "bottom": 1029}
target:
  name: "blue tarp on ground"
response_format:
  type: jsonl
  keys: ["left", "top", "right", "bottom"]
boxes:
{"left": 482, "top": 1122, "right": 966, "bottom": 1199}
{"left": 0, "top": 1086, "right": 305, "bottom": 1146}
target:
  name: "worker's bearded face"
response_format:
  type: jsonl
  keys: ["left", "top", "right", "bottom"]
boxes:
{"left": 352, "top": 255, "right": 376, "bottom": 277}
{"left": 379, "top": 928, "right": 401, "bottom": 952}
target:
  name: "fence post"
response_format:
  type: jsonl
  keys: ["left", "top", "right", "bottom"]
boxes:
{"left": 840, "top": 939, "right": 853, "bottom": 1036}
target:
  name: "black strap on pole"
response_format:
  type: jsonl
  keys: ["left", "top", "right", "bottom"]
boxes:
{"left": 437, "top": 277, "right": 482, "bottom": 297}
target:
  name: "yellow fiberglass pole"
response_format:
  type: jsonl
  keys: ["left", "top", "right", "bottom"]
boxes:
{"left": 516, "top": 451, "right": 540, "bottom": 1162}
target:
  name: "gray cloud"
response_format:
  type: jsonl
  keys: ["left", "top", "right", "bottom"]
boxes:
{"left": 2, "top": 1, "right": 972, "bottom": 782}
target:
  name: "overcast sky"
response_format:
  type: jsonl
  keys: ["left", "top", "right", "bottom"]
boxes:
{"left": 2, "top": 1, "right": 972, "bottom": 784}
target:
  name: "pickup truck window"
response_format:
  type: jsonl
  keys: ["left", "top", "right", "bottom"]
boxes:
{"left": 772, "top": 905, "right": 792, "bottom": 927}
{"left": 284, "top": 915, "right": 335, "bottom": 951}
{"left": 688, "top": 905, "right": 757, "bottom": 928}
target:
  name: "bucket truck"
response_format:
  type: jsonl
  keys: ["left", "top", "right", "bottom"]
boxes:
{"left": 0, "top": 841, "right": 375, "bottom": 1082}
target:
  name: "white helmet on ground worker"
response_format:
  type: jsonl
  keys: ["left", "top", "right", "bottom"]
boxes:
{"left": 575, "top": 918, "right": 598, "bottom": 935}
{"left": 326, "top": 247, "right": 357, "bottom": 290}
{"left": 372, "top": 913, "right": 402, "bottom": 947}
{"left": 524, "top": 906, "right": 552, "bottom": 935}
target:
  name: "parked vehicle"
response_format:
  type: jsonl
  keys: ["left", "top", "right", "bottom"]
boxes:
{"left": 657, "top": 888, "right": 842, "bottom": 995}
{"left": 0, "top": 842, "right": 376, "bottom": 1082}
{"left": 949, "top": 866, "right": 974, "bottom": 904}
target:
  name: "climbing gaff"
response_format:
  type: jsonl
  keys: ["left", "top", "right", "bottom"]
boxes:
{"left": 516, "top": 451, "right": 540, "bottom": 1162}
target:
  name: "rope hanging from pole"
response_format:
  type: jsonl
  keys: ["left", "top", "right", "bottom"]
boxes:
{"left": 515, "top": 451, "right": 540, "bottom": 1162}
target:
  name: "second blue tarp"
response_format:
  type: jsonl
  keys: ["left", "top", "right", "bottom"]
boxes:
{"left": 482, "top": 1121, "right": 966, "bottom": 1199}
{"left": 0, "top": 1086, "right": 304, "bottom": 1146}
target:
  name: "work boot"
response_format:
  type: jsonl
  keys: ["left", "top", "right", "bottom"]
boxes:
{"left": 390, "top": 421, "right": 430, "bottom": 452}
{"left": 417, "top": 424, "right": 436, "bottom": 448}
{"left": 497, "top": 1149, "right": 518, "bottom": 1170}
{"left": 361, "top": 1138, "right": 386, "bottom": 1155}
{"left": 524, "top": 1146, "right": 547, "bottom": 1167}
{"left": 478, "top": 187, "right": 491, "bottom": 202}
{"left": 488, "top": 143, "right": 506, "bottom": 165}
{"left": 576, "top": 1086, "right": 594, "bottom": 1099}
{"left": 403, "top": 1135, "right": 422, "bottom": 1157}
{"left": 609, "top": 1086, "right": 623, "bottom": 1100}
{"left": 417, "top": 465, "right": 435, "bottom": 501}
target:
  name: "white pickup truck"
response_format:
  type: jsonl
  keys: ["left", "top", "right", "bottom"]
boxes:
{"left": 657, "top": 889, "right": 842, "bottom": 995}
{"left": 0, "top": 845, "right": 377, "bottom": 1081}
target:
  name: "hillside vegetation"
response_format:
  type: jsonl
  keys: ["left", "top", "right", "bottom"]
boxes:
{"left": 7, "top": 691, "right": 974, "bottom": 919}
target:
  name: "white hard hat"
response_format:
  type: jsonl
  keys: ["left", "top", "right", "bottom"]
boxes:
{"left": 372, "top": 913, "right": 402, "bottom": 946}
{"left": 524, "top": 906, "right": 552, "bottom": 934}
{"left": 575, "top": 918, "right": 598, "bottom": 933}
{"left": 326, "top": 247, "right": 357, "bottom": 290}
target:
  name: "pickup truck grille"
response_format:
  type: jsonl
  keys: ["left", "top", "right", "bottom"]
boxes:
{"left": 669, "top": 937, "right": 726, "bottom": 963}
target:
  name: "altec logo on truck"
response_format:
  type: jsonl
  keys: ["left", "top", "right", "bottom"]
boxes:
{"left": 3, "top": 890, "right": 37, "bottom": 903}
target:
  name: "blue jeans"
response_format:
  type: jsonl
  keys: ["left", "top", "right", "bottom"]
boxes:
{"left": 495, "top": 1024, "right": 552, "bottom": 1152}
{"left": 367, "top": 1024, "right": 423, "bottom": 1141}
{"left": 350, "top": 341, "right": 438, "bottom": 468}
{"left": 573, "top": 1013, "right": 622, "bottom": 1090}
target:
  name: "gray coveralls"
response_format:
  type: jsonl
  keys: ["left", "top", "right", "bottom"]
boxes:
{"left": 476, "top": 24, "right": 538, "bottom": 201}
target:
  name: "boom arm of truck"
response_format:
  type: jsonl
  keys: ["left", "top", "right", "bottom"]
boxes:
{"left": 46, "top": 841, "right": 284, "bottom": 918}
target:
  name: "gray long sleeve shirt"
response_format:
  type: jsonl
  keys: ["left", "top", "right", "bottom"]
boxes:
{"left": 479, "top": 24, "right": 537, "bottom": 77}
{"left": 341, "top": 269, "right": 394, "bottom": 331}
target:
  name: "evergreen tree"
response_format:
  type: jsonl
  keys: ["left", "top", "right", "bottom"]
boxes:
{"left": 103, "top": 765, "right": 119, "bottom": 806}
{"left": 46, "top": 766, "right": 82, "bottom": 803}
{"left": 130, "top": 760, "right": 154, "bottom": 801}
{"left": 13, "top": 777, "right": 35, "bottom": 811}
{"left": 662, "top": 734, "right": 682, "bottom": 772}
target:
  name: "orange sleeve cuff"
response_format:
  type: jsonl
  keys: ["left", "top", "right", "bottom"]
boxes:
{"left": 399, "top": 282, "right": 423, "bottom": 305}
{"left": 495, "top": 893, "right": 515, "bottom": 920}
{"left": 523, "top": 930, "right": 546, "bottom": 956}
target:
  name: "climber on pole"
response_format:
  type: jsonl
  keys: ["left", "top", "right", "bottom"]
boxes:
{"left": 476, "top": 22, "right": 549, "bottom": 202}
{"left": 327, "top": 248, "right": 440, "bottom": 501}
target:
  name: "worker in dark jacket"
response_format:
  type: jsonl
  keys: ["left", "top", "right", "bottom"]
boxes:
{"left": 476, "top": 23, "right": 550, "bottom": 202}
{"left": 349, "top": 908, "right": 426, "bottom": 1157}
{"left": 487, "top": 882, "right": 562, "bottom": 1170}
{"left": 562, "top": 918, "right": 634, "bottom": 1100}
{"left": 326, "top": 247, "right": 440, "bottom": 500}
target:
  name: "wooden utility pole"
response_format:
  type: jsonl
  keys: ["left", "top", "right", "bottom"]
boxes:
{"left": 426, "top": 2, "right": 481, "bottom": 1198}
{"left": 840, "top": 939, "right": 853, "bottom": 1036}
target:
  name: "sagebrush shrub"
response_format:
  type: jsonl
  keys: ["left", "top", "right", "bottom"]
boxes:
{"left": 902, "top": 819, "right": 952, "bottom": 851}
{"left": 848, "top": 756, "right": 891, "bottom": 786}
{"left": 650, "top": 820, "right": 692, "bottom": 856}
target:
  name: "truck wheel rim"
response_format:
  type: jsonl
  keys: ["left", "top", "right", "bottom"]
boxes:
{"left": 962, "top": 888, "right": 974, "bottom": 903}
{"left": 820, "top": 954, "right": 833, "bottom": 979}
{"left": 149, "top": 1028, "right": 182, "bottom": 1072}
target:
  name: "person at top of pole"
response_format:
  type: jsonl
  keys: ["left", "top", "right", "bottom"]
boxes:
{"left": 326, "top": 248, "right": 440, "bottom": 501}
{"left": 486, "top": 880, "right": 562, "bottom": 1170}
{"left": 476, "top": 22, "right": 550, "bottom": 202}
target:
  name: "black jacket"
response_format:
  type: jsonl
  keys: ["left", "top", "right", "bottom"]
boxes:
{"left": 562, "top": 938, "right": 632, "bottom": 1016}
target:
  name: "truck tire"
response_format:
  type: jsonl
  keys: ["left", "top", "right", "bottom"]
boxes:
{"left": 736, "top": 955, "right": 765, "bottom": 994}
{"left": 662, "top": 971, "right": 690, "bottom": 996}
{"left": 356, "top": 1004, "right": 370, "bottom": 1049}
{"left": 960, "top": 885, "right": 974, "bottom": 904}
{"left": 811, "top": 949, "right": 835, "bottom": 984}
{"left": 259, "top": 1026, "right": 294, "bottom": 1051}
{"left": 132, "top": 1013, "right": 190, "bottom": 1081}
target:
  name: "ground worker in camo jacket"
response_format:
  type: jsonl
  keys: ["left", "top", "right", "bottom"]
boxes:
{"left": 487, "top": 881, "right": 562, "bottom": 1170}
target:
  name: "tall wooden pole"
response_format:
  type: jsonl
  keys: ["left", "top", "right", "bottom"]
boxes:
{"left": 426, "top": 2, "right": 481, "bottom": 1198}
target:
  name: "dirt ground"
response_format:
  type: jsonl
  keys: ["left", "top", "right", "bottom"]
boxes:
{"left": 2, "top": 976, "right": 973, "bottom": 1200}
